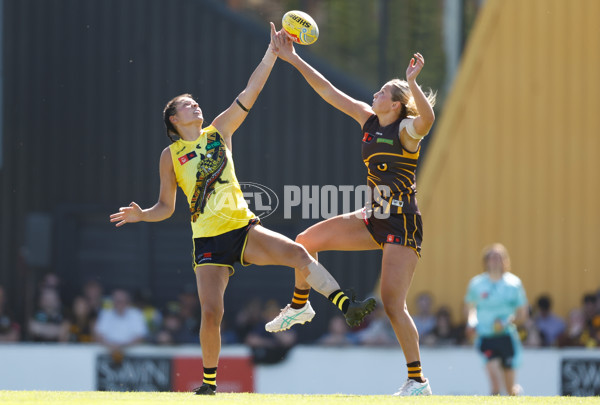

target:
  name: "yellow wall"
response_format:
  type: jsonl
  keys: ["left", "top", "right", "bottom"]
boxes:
{"left": 413, "top": 0, "right": 600, "bottom": 321}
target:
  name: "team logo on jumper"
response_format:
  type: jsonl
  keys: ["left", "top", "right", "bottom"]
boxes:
{"left": 362, "top": 132, "right": 375, "bottom": 143}
{"left": 178, "top": 151, "right": 198, "bottom": 165}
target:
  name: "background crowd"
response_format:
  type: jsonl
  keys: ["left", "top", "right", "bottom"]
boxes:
{"left": 1, "top": 273, "right": 599, "bottom": 362}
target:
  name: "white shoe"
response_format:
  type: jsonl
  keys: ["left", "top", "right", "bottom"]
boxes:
{"left": 393, "top": 379, "right": 432, "bottom": 396}
{"left": 265, "top": 301, "right": 316, "bottom": 332}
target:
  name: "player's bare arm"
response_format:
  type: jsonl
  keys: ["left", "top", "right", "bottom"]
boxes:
{"left": 273, "top": 31, "right": 372, "bottom": 128}
{"left": 406, "top": 53, "right": 435, "bottom": 135}
{"left": 212, "top": 22, "right": 280, "bottom": 143}
{"left": 109, "top": 147, "right": 177, "bottom": 227}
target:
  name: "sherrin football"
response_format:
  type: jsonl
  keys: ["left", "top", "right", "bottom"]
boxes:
{"left": 282, "top": 10, "right": 319, "bottom": 45}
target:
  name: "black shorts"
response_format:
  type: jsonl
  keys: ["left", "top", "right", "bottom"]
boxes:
{"left": 478, "top": 334, "right": 516, "bottom": 369}
{"left": 192, "top": 218, "right": 259, "bottom": 275}
{"left": 361, "top": 208, "right": 423, "bottom": 256}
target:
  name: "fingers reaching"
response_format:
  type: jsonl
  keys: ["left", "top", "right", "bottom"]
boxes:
{"left": 406, "top": 52, "right": 425, "bottom": 80}
{"left": 109, "top": 202, "right": 141, "bottom": 227}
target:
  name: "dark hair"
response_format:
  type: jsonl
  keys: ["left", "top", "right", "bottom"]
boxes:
{"left": 163, "top": 93, "right": 192, "bottom": 142}
{"left": 537, "top": 295, "right": 551, "bottom": 311}
{"left": 583, "top": 293, "right": 597, "bottom": 305}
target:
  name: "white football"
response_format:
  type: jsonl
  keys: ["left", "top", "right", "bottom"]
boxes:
{"left": 282, "top": 10, "right": 319, "bottom": 45}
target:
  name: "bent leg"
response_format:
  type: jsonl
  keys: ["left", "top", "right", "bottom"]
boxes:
{"left": 294, "top": 210, "right": 380, "bottom": 289}
{"left": 243, "top": 225, "right": 339, "bottom": 296}
{"left": 244, "top": 224, "right": 376, "bottom": 329}
{"left": 195, "top": 265, "right": 230, "bottom": 368}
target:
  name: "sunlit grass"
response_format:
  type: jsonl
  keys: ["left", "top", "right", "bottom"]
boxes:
{"left": 0, "top": 391, "right": 597, "bottom": 405}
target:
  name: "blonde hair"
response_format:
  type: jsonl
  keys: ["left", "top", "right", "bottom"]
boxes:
{"left": 482, "top": 243, "right": 511, "bottom": 273}
{"left": 387, "top": 79, "right": 436, "bottom": 119}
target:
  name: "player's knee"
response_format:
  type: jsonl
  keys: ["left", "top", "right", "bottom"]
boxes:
{"left": 295, "top": 230, "right": 320, "bottom": 252}
{"left": 381, "top": 295, "right": 407, "bottom": 320}
{"left": 295, "top": 231, "right": 310, "bottom": 248}
{"left": 201, "top": 304, "right": 224, "bottom": 327}
{"left": 286, "top": 242, "right": 311, "bottom": 265}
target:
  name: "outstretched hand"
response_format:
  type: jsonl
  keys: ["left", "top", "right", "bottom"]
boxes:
{"left": 110, "top": 202, "right": 143, "bottom": 227}
{"left": 268, "top": 22, "right": 278, "bottom": 54}
{"left": 406, "top": 52, "right": 425, "bottom": 82}
{"left": 271, "top": 24, "right": 296, "bottom": 62}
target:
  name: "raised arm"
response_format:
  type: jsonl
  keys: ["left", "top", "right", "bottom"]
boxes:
{"left": 406, "top": 53, "right": 435, "bottom": 135}
{"left": 273, "top": 29, "right": 372, "bottom": 127}
{"left": 212, "top": 23, "right": 280, "bottom": 140}
{"left": 110, "top": 147, "right": 177, "bottom": 227}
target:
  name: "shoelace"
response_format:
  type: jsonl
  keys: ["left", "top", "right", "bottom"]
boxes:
{"left": 274, "top": 304, "right": 291, "bottom": 320}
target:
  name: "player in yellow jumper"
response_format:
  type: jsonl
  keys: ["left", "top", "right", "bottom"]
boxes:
{"left": 109, "top": 23, "right": 375, "bottom": 396}
{"left": 267, "top": 32, "right": 436, "bottom": 396}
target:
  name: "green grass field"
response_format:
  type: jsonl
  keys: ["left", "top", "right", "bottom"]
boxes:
{"left": 0, "top": 391, "right": 597, "bottom": 405}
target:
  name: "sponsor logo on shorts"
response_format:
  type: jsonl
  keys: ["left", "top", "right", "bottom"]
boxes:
{"left": 391, "top": 199, "right": 404, "bottom": 207}
{"left": 387, "top": 234, "right": 403, "bottom": 244}
{"left": 199, "top": 252, "right": 213, "bottom": 263}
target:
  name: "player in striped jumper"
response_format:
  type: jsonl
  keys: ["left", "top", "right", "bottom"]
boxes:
{"left": 267, "top": 32, "right": 436, "bottom": 396}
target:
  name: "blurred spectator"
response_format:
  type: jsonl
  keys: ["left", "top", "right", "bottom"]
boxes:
{"left": 155, "top": 306, "right": 179, "bottom": 346}
{"left": 0, "top": 285, "right": 20, "bottom": 342}
{"left": 422, "top": 306, "right": 463, "bottom": 347}
{"left": 177, "top": 287, "right": 201, "bottom": 344}
{"left": 534, "top": 294, "right": 566, "bottom": 346}
{"left": 412, "top": 291, "right": 436, "bottom": 339}
{"left": 245, "top": 299, "right": 296, "bottom": 364}
{"left": 39, "top": 272, "right": 61, "bottom": 291}
{"left": 133, "top": 288, "right": 163, "bottom": 340}
{"left": 155, "top": 303, "right": 197, "bottom": 345}
{"left": 155, "top": 328, "right": 175, "bottom": 345}
{"left": 82, "top": 279, "right": 105, "bottom": 318}
{"left": 581, "top": 293, "right": 600, "bottom": 347}
{"left": 28, "top": 287, "right": 69, "bottom": 342}
{"left": 65, "top": 295, "right": 96, "bottom": 343}
{"left": 355, "top": 304, "right": 398, "bottom": 346}
{"left": 557, "top": 308, "right": 586, "bottom": 347}
{"left": 94, "top": 289, "right": 148, "bottom": 353}
{"left": 519, "top": 306, "right": 542, "bottom": 347}
{"left": 220, "top": 317, "right": 239, "bottom": 345}
{"left": 234, "top": 297, "right": 263, "bottom": 342}
{"left": 317, "top": 315, "right": 359, "bottom": 346}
